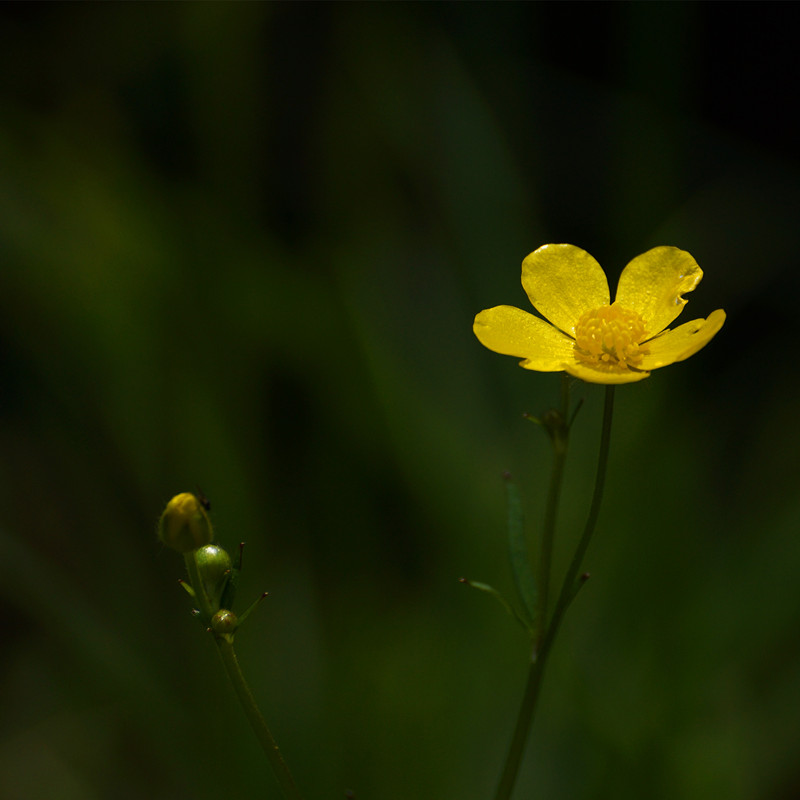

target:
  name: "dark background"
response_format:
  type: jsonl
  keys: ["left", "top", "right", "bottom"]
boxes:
{"left": 1, "top": 3, "right": 798, "bottom": 799}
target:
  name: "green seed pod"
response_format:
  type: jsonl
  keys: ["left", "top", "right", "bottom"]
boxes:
{"left": 194, "top": 544, "right": 233, "bottom": 612}
{"left": 158, "top": 493, "right": 214, "bottom": 553}
{"left": 211, "top": 609, "right": 238, "bottom": 637}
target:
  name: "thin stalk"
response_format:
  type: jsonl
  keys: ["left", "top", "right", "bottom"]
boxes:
{"left": 552, "top": 384, "right": 616, "bottom": 627}
{"left": 492, "top": 650, "right": 545, "bottom": 800}
{"left": 215, "top": 636, "right": 305, "bottom": 800}
{"left": 494, "top": 384, "right": 616, "bottom": 800}
{"left": 534, "top": 376, "right": 571, "bottom": 639}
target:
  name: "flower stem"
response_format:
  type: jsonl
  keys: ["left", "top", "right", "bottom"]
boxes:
{"left": 215, "top": 635, "right": 305, "bottom": 800}
{"left": 550, "top": 385, "right": 615, "bottom": 630}
{"left": 494, "top": 384, "right": 616, "bottom": 800}
{"left": 535, "top": 376, "right": 571, "bottom": 640}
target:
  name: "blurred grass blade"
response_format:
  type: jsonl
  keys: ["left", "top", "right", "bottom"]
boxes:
{"left": 505, "top": 474, "right": 537, "bottom": 636}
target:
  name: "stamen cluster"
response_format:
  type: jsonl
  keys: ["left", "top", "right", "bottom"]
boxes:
{"left": 573, "top": 303, "right": 647, "bottom": 371}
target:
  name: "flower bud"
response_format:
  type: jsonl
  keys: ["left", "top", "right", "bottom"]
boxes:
{"left": 194, "top": 544, "right": 233, "bottom": 612}
{"left": 158, "top": 493, "right": 214, "bottom": 552}
{"left": 211, "top": 608, "right": 238, "bottom": 637}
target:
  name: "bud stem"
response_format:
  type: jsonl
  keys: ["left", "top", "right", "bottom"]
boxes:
{"left": 215, "top": 636, "right": 305, "bottom": 800}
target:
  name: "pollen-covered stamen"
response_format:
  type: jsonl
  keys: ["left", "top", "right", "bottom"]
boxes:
{"left": 573, "top": 303, "right": 648, "bottom": 371}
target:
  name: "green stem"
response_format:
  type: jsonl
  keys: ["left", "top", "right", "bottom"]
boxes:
{"left": 494, "top": 384, "right": 616, "bottom": 800}
{"left": 492, "top": 650, "right": 545, "bottom": 800}
{"left": 535, "top": 376, "right": 570, "bottom": 639}
{"left": 215, "top": 636, "right": 305, "bottom": 800}
{"left": 550, "top": 385, "right": 615, "bottom": 631}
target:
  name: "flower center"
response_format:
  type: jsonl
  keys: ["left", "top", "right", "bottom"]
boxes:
{"left": 573, "top": 303, "right": 648, "bottom": 371}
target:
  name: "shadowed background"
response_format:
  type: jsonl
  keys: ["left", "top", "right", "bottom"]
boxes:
{"left": 1, "top": 4, "right": 798, "bottom": 799}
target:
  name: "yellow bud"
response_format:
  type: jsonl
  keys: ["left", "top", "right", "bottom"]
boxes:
{"left": 158, "top": 493, "right": 214, "bottom": 553}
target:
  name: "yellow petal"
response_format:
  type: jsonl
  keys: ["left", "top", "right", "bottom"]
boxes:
{"left": 473, "top": 305, "right": 575, "bottom": 371}
{"left": 638, "top": 309, "right": 726, "bottom": 370}
{"left": 614, "top": 246, "right": 703, "bottom": 337}
{"left": 563, "top": 360, "right": 651, "bottom": 384}
{"left": 521, "top": 244, "right": 610, "bottom": 335}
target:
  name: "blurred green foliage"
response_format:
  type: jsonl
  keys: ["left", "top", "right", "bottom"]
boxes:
{"left": 1, "top": 4, "right": 799, "bottom": 799}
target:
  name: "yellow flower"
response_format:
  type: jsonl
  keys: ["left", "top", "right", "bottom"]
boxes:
{"left": 473, "top": 244, "right": 726, "bottom": 384}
